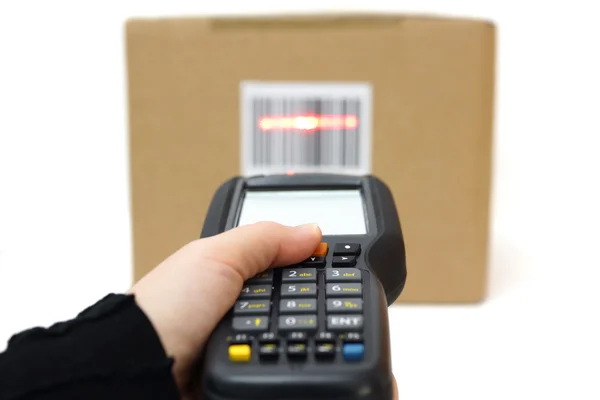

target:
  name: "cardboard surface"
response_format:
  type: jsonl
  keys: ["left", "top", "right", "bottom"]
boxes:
{"left": 126, "top": 14, "right": 495, "bottom": 303}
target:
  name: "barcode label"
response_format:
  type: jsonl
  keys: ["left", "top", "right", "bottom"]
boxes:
{"left": 240, "top": 82, "right": 372, "bottom": 176}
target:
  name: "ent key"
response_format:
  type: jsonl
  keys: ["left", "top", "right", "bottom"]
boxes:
{"left": 327, "top": 315, "right": 363, "bottom": 331}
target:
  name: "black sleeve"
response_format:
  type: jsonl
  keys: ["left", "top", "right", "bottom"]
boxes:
{"left": 0, "top": 294, "right": 181, "bottom": 400}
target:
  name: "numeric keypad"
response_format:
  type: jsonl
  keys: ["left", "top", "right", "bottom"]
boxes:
{"left": 229, "top": 241, "right": 367, "bottom": 364}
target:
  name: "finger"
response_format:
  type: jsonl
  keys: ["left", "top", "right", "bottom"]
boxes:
{"left": 129, "top": 222, "right": 321, "bottom": 391}
{"left": 392, "top": 374, "right": 399, "bottom": 400}
{"left": 194, "top": 221, "right": 322, "bottom": 280}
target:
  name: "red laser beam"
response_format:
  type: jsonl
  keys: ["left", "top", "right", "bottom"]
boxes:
{"left": 258, "top": 114, "right": 358, "bottom": 132}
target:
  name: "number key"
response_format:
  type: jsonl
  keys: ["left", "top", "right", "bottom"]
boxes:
{"left": 239, "top": 284, "right": 272, "bottom": 299}
{"left": 281, "top": 283, "right": 317, "bottom": 298}
{"left": 326, "top": 268, "right": 362, "bottom": 282}
{"left": 234, "top": 300, "right": 271, "bottom": 315}
{"left": 247, "top": 270, "right": 274, "bottom": 284}
{"left": 327, "top": 298, "right": 363, "bottom": 313}
{"left": 280, "top": 299, "right": 317, "bottom": 314}
{"left": 326, "top": 283, "right": 362, "bottom": 297}
{"left": 282, "top": 268, "right": 317, "bottom": 283}
{"left": 278, "top": 315, "right": 318, "bottom": 331}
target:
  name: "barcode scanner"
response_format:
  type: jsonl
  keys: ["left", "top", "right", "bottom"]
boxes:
{"left": 198, "top": 173, "right": 407, "bottom": 400}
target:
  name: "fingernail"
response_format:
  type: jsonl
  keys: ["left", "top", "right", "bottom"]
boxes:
{"left": 295, "top": 223, "right": 320, "bottom": 235}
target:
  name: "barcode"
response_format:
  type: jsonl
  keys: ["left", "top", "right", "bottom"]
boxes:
{"left": 241, "top": 82, "right": 372, "bottom": 176}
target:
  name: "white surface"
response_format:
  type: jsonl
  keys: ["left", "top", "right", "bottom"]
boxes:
{"left": 238, "top": 190, "right": 367, "bottom": 235}
{"left": 1, "top": 1, "right": 599, "bottom": 399}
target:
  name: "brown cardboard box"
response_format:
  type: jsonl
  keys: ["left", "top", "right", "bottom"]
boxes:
{"left": 125, "top": 14, "right": 495, "bottom": 303}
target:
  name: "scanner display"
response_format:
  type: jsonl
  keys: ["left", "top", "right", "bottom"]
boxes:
{"left": 237, "top": 190, "right": 367, "bottom": 235}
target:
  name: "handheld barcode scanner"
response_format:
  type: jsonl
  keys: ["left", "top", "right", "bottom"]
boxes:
{"left": 198, "top": 173, "right": 407, "bottom": 400}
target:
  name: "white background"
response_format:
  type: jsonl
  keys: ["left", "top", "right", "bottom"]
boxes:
{"left": 1, "top": 1, "right": 599, "bottom": 399}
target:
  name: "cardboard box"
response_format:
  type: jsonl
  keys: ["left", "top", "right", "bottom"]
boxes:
{"left": 125, "top": 14, "right": 495, "bottom": 303}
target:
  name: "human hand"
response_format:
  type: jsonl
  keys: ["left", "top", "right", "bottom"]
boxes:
{"left": 129, "top": 221, "right": 399, "bottom": 399}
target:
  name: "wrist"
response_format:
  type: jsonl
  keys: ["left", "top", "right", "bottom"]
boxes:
{"left": 129, "top": 287, "right": 198, "bottom": 389}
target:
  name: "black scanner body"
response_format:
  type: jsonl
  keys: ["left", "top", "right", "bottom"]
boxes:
{"left": 199, "top": 174, "right": 407, "bottom": 400}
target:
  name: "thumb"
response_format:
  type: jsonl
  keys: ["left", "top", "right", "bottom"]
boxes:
{"left": 195, "top": 221, "right": 322, "bottom": 280}
{"left": 129, "top": 221, "right": 322, "bottom": 392}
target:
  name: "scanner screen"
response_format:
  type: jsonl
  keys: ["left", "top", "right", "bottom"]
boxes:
{"left": 237, "top": 189, "right": 367, "bottom": 235}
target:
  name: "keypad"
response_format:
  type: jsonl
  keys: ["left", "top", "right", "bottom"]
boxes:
{"left": 229, "top": 242, "right": 366, "bottom": 364}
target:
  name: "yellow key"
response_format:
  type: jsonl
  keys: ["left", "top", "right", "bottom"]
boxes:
{"left": 229, "top": 344, "right": 251, "bottom": 362}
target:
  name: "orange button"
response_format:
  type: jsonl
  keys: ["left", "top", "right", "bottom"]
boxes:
{"left": 312, "top": 242, "right": 328, "bottom": 257}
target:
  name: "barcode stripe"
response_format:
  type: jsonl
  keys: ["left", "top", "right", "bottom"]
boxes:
{"left": 249, "top": 94, "right": 363, "bottom": 172}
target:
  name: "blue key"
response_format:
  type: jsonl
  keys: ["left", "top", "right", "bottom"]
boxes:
{"left": 343, "top": 343, "right": 364, "bottom": 361}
